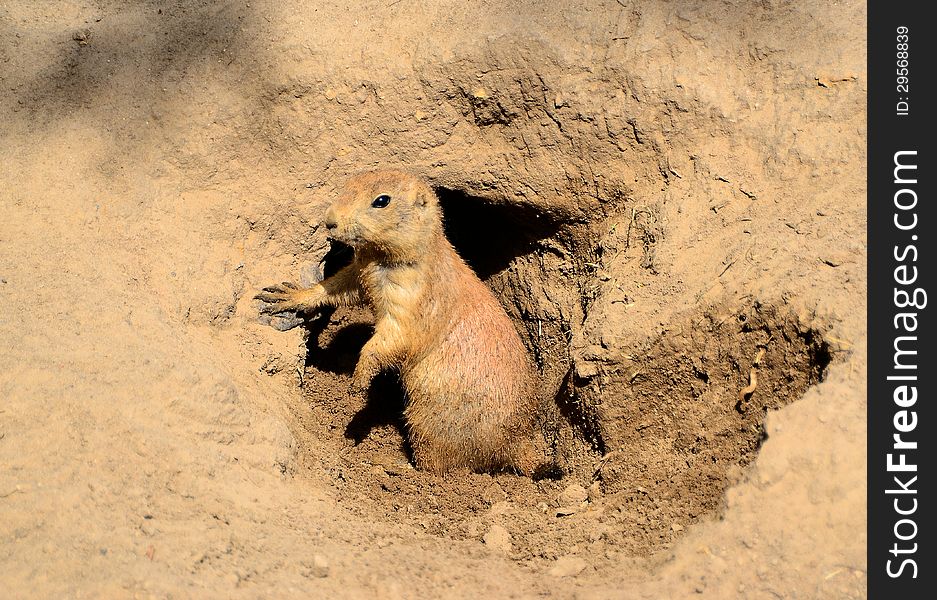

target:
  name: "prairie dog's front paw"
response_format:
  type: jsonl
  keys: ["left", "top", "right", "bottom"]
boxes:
{"left": 254, "top": 281, "right": 309, "bottom": 314}
{"left": 350, "top": 370, "right": 372, "bottom": 395}
{"left": 350, "top": 357, "right": 378, "bottom": 394}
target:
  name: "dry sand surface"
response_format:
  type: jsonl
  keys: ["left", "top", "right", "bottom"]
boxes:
{"left": 1, "top": 1, "right": 866, "bottom": 598}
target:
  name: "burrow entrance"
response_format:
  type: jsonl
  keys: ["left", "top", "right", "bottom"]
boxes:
{"left": 282, "top": 188, "right": 834, "bottom": 568}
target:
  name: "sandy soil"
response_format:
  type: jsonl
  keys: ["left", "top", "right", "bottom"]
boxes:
{"left": 1, "top": 1, "right": 866, "bottom": 598}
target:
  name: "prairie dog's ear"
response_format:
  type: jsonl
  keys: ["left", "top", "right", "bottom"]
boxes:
{"left": 413, "top": 183, "right": 432, "bottom": 208}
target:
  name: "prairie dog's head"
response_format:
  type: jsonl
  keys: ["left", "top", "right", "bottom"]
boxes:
{"left": 324, "top": 170, "right": 441, "bottom": 259}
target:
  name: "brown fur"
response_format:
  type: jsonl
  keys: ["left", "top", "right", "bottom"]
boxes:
{"left": 256, "top": 170, "right": 540, "bottom": 474}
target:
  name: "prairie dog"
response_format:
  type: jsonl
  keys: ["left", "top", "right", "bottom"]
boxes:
{"left": 256, "top": 170, "right": 540, "bottom": 474}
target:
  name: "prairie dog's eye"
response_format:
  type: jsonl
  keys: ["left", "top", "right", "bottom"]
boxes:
{"left": 371, "top": 194, "right": 391, "bottom": 209}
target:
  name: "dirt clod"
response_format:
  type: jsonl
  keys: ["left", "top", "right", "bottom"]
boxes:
{"left": 483, "top": 525, "right": 512, "bottom": 555}
{"left": 557, "top": 483, "right": 589, "bottom": 507}
{"left": 309, "top": 554, "right": 330, "bottom": 578}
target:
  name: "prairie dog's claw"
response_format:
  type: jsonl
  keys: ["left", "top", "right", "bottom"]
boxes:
{"left": 254, "top": 282, "right": 304, "bottom": 313}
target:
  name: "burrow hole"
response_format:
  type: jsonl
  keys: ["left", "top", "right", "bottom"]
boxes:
{"left": 284, "top": 187, "right": 835, "bottom": 565}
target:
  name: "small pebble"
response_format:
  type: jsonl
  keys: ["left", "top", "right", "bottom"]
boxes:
{"left": 267, "top": 312, "right": 304, "bottom": 331}
{"left": 482, "top": 524, "right": 512, "bottom": 555}
{"left": 557, "top": 483, "right": 588, "bottom": 506}
{"left": 310, "top": 554, "right": 329, "bottom": 578}
{"left": 299, "top": 263, "right": 324, "bottom": 287}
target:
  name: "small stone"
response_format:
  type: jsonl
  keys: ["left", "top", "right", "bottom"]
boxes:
{"left": 259, "top": 312, "right": 304, "bottom": 332}
{"left": 557, "top": 483, "right": 588, "bottom": 506}
{"left": 820, "top": 254, "right": 846, "bottom": 268}
{"left": 482, "top": 524, "right": 512, "bottom": 555}
{"left": 310, "top": 554, "right": 329, "bottom": 578}
{"left": 548, "top": 555, "right": 588, "bottom": 577}
{"left": 300, "top": 263, "right": 324, "bottom": 287}
{"left": 574, "top": 360, "right": 599, "bottom": 380}
{"left": 140, "top": 520, "right": 157, "bottom": 536}
{"left": 672, "top": 523, "right": 685, "bottom": 532}
{"left": 555, "top": 505, "right": 579, "bottom": 517}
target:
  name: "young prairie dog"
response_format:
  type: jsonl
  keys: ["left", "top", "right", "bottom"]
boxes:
{"left": 256, "top": 170, "right": 541, "bottom": 474}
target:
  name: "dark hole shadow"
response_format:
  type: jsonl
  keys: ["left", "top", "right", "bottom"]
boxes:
{"left": 436, "top": 187, "right": 564, "bottom": 280}
{"left": 343, "top": 371, "right": 409, "bottom": 452}
{"left": 321, "top": 239, "right": 354, "bottom": 278}
{"left": 803, "top": 330, "right": 833, "bottom": 383}
{"left": 531, "top": 463, "right": 565, "bottom": 481}
{"left": 303, "top": 312, "right": 373, "bottom": 375}
{"left": 555, "top": 368, "right": 606, "bottom": 455}
{"left": 301, "top": 238, "right": 362, "bottom": 374}
{"left": 302, "top": 309, "right": 409, "bottom": 452}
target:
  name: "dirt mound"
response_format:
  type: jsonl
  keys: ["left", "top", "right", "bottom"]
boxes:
{"left": 1, "top": 1, "right": 866, "bottom": 597}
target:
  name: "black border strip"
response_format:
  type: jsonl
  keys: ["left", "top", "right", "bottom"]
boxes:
{"left": 869, "top": 2, "right": 934, "bottom": 596}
